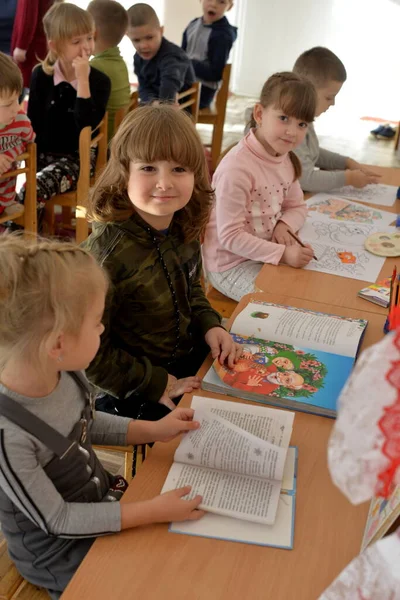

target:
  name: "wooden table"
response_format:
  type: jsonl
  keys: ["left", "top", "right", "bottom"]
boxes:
{"left": 256, "top": 166, "right": 400, "bottom": 315}
{"left": 63, "top": 293, "right": 386, "bottom": 600}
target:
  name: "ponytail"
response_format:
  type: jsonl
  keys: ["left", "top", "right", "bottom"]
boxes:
{"left": 289, "top": 151, "right": 302, "bottom": 180}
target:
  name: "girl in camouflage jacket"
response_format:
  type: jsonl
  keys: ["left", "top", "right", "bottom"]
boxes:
{"left": 83, "top": 105, "right": 241, "bottom": 420}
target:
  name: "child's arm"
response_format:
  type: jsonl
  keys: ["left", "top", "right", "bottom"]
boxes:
{"left": 86, "top": 286, "right": 169, "bottom": 404}
{"left": 158, "top": 54, "right": 190, "bottom": 101}
{"left": 11, "top": 0, "right": 39, "bottom": 61}
{"left": 278, "top": 178, "right": 308, "bottom": 233}
{"left": 190, "top": 31, "right": 233, "bottom": 84}
{"left": 73, "top": 60, "right": 111, "bottom": 131}
{"left": 295, "top": 139, "right": 349, "bottom": 192}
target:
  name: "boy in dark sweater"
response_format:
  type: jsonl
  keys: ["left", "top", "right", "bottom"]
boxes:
{"left": 182, "top": 0, "right": 237, "bottom": 109}
{"left": 127, "top": 3, "right": 194, "bottom": 104}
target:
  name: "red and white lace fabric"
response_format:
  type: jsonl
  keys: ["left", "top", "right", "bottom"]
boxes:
{"left": 319, "top": 331, "right": 400, "bottom": 599}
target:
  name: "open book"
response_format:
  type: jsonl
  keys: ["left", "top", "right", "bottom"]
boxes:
{"left": 162, "top": 396, "right": 297, "bottom": 548}
{"left": 202, "top": 301, "right": 368, "bottom": 418}
{"left": 361, "top": 483, "right": 400, "bottom": 551}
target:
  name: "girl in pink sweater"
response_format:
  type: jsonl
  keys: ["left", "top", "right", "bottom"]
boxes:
{"left": 202, "top": 72, "right": 316, "bottom": 301}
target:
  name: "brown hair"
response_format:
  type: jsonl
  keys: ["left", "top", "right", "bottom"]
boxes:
{"left": 87, "top": 104, "right": 214, "bottom": 243}
{"left": 87, "top": 0, "right": 128, "bottom": 47}
{"left": 0, "top": 235, "right": 108, "bottom": 372}
{"left": 247, "top": 71, "right": 316, "bottom": 179}
{"left": 127, "top": 3, "right": 160, "bottom": 28}
{"left": 293, "top": 47, "right": 347, "bottom": 87}
{"left": 0, "top": 52, "right": 23, "bottom": 97}
{"left": 41, "top": 2, "right": 95, "bottom": 75}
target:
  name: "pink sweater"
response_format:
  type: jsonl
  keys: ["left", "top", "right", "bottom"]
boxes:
{"left": 202, "top": 129, "right": 308, "bottom": 273}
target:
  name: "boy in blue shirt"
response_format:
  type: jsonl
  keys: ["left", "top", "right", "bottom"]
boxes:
{"left": 127, "top": 3, "right": 194, "bottom": 103}
{"left": 182, "top": 0, "right": 237, "bottom": 109}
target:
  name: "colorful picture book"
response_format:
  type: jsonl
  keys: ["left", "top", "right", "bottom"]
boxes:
{"left": 361, "top": 483, "right": 400, "bottom": 551}
{"left": 358, "top": 278, "right": 391, "bottom": 308}
{"left": 162, "top": 396, "right": 297, "bottom": 549}
{"left": 202, "top": 301, "right": 368, "bottom": 418}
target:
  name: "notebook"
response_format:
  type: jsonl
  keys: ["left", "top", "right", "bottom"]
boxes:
{"left": 358, "top": 278, "right": 391, "bottom": 308}
{"left": 162, "top": 396, "right": 297, "bottom": 548}
{"left": 202, "top": 301, "right": 368, "bottom": 418}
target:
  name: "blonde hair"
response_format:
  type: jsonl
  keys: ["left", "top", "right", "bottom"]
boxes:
{"left": 0, "top": 235, "right": 108, "bottom": 372}
{"left": 87, "top": 104, "right": 214, "bottom": 243}
{"left": 247, "top": 72, "right": 317, "bottom": 180}
{"left": 42, "top": 2, "right": 95, "bottom": 75}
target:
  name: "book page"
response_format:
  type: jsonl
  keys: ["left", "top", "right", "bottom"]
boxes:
{"left": 174, "top": 410, "right": 287, "bottom": 481}
{"left": 162, "top": 462, "right": 281, "bottom": 525}
{"left": 191, "top": 396, "right": 294, "bottom": 448}
{"left": 231, "top": 301, "right": 367, "bottom": 358}
{"left": 330, "top": 183, "right": 397, "bottom": 207}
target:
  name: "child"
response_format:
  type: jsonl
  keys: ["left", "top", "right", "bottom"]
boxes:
{"left": 293, "top": 46, "right": 380, "bottom": 192}
{"left": 83, "top": 105, "right": 240, "bottom": 420}
{"left": 127, "top": 3, "right": 195, "bottom": 103}
{"left": 87, "top": 0, "right": 131, "bottom": 141}
{"left": 22, "top": 2, "right": 111, "bottom": 211}
{"left": 0, "top": 235, "right": 205, "bottom": 600}
{"left": 182, "top": 0, "right": 237, "bottom": 109}
{"left": 0, "top": 52, "right": 35, "bottom": 217}
{"left": 202, "top": 72, "right": 316, "bottom": 302}
{"left": 11, "top": 0, "right": 54, "bottom": 97}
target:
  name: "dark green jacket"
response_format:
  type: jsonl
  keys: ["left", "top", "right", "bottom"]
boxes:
{"left": 82, "top": 212, "right": 222, "bottom": 403}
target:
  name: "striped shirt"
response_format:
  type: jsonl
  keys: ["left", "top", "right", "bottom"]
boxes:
{"left": 0, "top": 110, "right": 35, "bottom": 206}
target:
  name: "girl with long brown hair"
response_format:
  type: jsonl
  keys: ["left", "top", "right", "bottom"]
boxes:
{"left": 202, "top": 71, "right": 317, "bottom": 301}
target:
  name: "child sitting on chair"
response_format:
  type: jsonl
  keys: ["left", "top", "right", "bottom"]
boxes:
{"left": 202, "top": 72, "right": 316, "bottom": 302}
{"left": 88, "top": 0, "right": 131, "bottom": 141}
{"left": 127, "top": 3, "right": 195, "bottom": 104}
{"left": 0, "top": 52, "right": 35, "bottom": 218}
{"left": 293, "top": 46, "right": 380, "bottom": 193}
{"left": 22, "top": 2, "right": 110, "bottom": 213}
{"left": 182, "top": 0, "right": 237, "bottom": 109}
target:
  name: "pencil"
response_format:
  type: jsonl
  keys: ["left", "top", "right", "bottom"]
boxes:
{"left": 395, "top": 275, "right": 400, "bottom": 308}
{"left": 389, "top": 265, "right": 397, "bottom": 312}
{"left": 287, "top": 230, "right": 318, "bottom": 261}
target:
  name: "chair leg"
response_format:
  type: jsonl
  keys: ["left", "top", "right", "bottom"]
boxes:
{"left": 210, "top": 119, "right": 224, "bottom": 172}
{"left": 75, "top": 207, "right": 89, "bottom": 244}
{"left": 43, "top": 205, "right": 56, "bottom": 236}
{"left": 124, "top": 450, "right": 134, "bottom": 482}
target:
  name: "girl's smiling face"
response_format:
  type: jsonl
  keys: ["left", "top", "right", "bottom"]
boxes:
{"left": 127, "top": 160, "right": 195, "bottom": 230}
{"left": 253, "top": 103, "right": 309, "bottom": 157}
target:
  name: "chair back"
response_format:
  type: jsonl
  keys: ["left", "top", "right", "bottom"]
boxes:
{"left": 215, "top": 64, "right": 231, "bottom": 118}
{"left": 127, "top": 90, "right": 139, "bottom": 115}
{"left": 176, "top": 82, "right": 201, "bottom": 123}
{"left": 114, "top": 105, "right": 129, "bottom": 132}
{"left": 91, "top": 115, "right": 108, "bottom": 177}
{"left": 0, "top": 142, "right": 37, "bottom": 234}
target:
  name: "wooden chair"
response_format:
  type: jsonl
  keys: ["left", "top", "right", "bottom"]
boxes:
{"left": 127, "top": 90, "right": 139, "bottom": 115}
{"left": 394, "top": 122, "right": 400, "bottom": 151}
{"left": 197, "top": 64, "right": 232, "bottom": 171}
{"left": 0, "top": 143, "right": 37, "bottom": 235}
{"left": 114, "top": 105, "right": 129, "bottom": 132}
{"left": 177, "top": 82, "right": 201, "bottom": 123}
{"left": 44, "top": 117, "right": 108, "bottom": 243}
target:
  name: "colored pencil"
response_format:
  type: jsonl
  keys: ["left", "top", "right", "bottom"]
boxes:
{"left": 287, "top": 230, "right": 318, "bottom": 261}
{"left": 389, "top": 265, "right": 397, "bottom": 312}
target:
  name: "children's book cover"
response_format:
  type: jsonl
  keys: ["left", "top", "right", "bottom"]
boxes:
{"left": 361, "top": 483, "right": 400, "bottom": 551}
{"left": 212, "top": 334, "right": 354, "bottom": 415}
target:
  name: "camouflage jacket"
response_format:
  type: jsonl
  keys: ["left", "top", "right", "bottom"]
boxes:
{"left": 82, "top": 212, "right": 222, "bottom": 403}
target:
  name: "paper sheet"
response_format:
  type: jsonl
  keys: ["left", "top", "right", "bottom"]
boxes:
{"left": 330, "top": 183, "right": 398, "bottom": 207}
{"left": 306, "top": 193, "right": 395, "bottom": 228}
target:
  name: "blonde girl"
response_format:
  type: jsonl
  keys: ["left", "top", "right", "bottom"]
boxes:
{"left": 202, "top": 72, "right": 317, "bottom": 302}
{"left": 21, "top": 3, "right": 110, "bottom": 212}
{"left": 0, "top": 235, "right": 204, "bottom": 599}
{"left": 83, "top": 104, "right": 240, "bottom": 421}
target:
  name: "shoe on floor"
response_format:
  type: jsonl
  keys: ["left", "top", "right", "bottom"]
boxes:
{"left": 370, "top": 124, "right": 385, "bottom": 135}
{"left": 379, "top": 125, "right": 396, "bottom": 139}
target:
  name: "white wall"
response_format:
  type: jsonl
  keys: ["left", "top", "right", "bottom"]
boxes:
{"left": 234, "top": 0, "right": 400, "bottom": 120}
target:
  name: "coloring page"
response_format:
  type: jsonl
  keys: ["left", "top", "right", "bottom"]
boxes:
{"left": 306, "top": 194, "right": 395, "bottom": 228}
{"left": 330, "top": 183, "right": 398, "bottom": 207}
{"left": 304, "top": 241, "right": 385, "bottom": 282}
{"left": 299, "top": 219, "right": 387, "bottom": 248}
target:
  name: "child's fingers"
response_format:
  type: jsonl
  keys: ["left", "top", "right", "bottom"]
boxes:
{"left": 186, "top": 493, "right": 203, "bottom": 509}
{"left": 175, "top": 485, "right": 192, "bottom": 497}
{"left": 187, "top": 509, "right": 206, "bottom": 520}
{"left": 179, "top": 419, "right": 200, "bottom": 432}
{"left": 226, "top": 346, "right": 237, "bottom": 369}
{"left": 173, "top": 407, "right": 195, "bottom": 420}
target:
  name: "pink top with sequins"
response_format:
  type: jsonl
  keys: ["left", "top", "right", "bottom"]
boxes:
{"left": 202, "top": 129, "right": 308, "bottom": 273}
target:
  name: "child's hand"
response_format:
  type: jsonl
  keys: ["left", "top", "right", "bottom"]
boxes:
{"left": 346, "top": 169, "right": 380, "bottom": 188}
{"left": 150, "top": 486, "right": 205, "bottom": 523}
{"left": 0, "top": 154, "right": 13, "bottom": 176}
{"left": 205, "top": 327, "right": 242, "bottom": 369}
{"left": 13, "top": 48, "right": 26, "bottom": 63}
{"left": 72, "top": 55, "right": 90, "bottom": 80}
{"left": 152, "top": 407, "right": 200, "bottom": 442}
{"left": 158, "top": 375, "right": 201, "bottom": 409}
{"left": 281, "top": 244, "right": 314, "bottom": 268}
{"left": 271, "top": 221, "right": 295, "bottom": 246}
